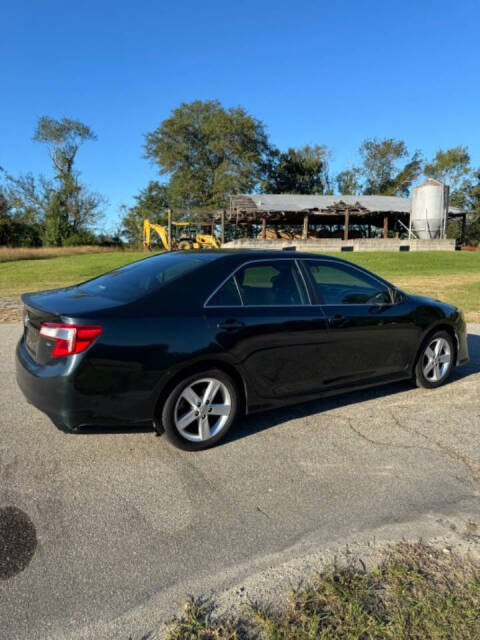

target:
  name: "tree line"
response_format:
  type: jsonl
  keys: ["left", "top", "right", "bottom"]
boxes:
{"left": 2, "top": 99, "right": 479, "bottom": 248}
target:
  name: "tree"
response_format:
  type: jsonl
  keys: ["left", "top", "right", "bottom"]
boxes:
{"left": 0, "top": 170, "right": 53, "bottom": 224}
{"left": 33, "top": 116, "right": 104, "bottom": 244}
{"left": 424, "top": 146, "right": 471, "bottom": 208}
{"left": 262, "top": 145, "right": 330, "bottom": 194}
{"left": 359, "top": 138, "right": 423, "bottom": 196}
{"left": 0, "top": 171, "right": 46, "bottom": 246}
{"left": 0, "top": 185, "right": 41, "bottom": 247}
{"left": 336, "top": 167, "right": 362, "bottom": 195}
{"left": 120, "top": 181, "right": 170, "bottom": 246}
{"left": 468, "top": 169, "right": 480, "bottom": 212}
{"left": 458, "top": 169, "right": 480, "bottom": 246}
{"left": 144, "top": 100, "right": 270, "bottom": 208}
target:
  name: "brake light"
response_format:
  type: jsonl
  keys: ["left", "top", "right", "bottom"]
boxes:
{"left": 39, "top": 323, "right": 103, "bottom": 357}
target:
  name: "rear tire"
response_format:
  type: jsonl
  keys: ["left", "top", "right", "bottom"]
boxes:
{"left": 161, "top": 369, "right": 238, "bottom": 451}
{"left": 178, "top": 240, "right": 192, "bottom": 250}
{"left": 414, "top": 330, "right": 455, "bottom": 389}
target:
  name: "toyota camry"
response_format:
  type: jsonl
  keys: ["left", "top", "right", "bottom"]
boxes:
{"left": 16, "top": 250, "right": 469, "bottom": 450}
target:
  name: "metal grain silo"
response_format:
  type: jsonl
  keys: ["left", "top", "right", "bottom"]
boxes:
{"left": 410, "top": 178, "right": 449, "bottom": 239}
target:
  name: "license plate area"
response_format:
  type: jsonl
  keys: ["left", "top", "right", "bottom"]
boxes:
{"left": 25, "top": 324, "right": 40, "bottom": 358}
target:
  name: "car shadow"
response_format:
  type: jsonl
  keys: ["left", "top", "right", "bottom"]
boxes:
{"left": 65, "top": 333, "right": 480, "bottom": 440}
{"left": 65, "top": 424, "right": 155, "bottom": 435}
{"left": 223, "top": 331, "right": 480, "bottom": 445}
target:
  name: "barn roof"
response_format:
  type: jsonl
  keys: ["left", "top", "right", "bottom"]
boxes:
{"left": 231, "top": 193, "right": 462, "bottom": 215}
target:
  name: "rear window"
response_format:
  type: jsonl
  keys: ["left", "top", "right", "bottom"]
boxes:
{"left": 79, "top": 253, "right": 217, "bottom": 302}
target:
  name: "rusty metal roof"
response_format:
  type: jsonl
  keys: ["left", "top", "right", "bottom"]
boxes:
{"left": 233, "top": 194, "right": 462, "bottom": 214}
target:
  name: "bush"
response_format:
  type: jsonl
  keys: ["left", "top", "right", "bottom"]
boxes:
{"left": 62, "top": 230, "right": 97, "bottom": 246}
{"left": 447, "top": 214, "right": 480, "bottom": 247}
{"left": 0, "top": 219, "right": 42, "bottom": 247}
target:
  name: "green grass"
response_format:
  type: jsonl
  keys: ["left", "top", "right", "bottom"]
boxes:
{"left": 0, "top": 250, "right": 479, "bottom": 320}
{"left": 322, "top": 250, "right": 480, "bottom": 279}
{"left": 318, "top": 252, "right": 480, "bottom": 320}
{"left": 167, "top": 542, "right": 480, "bottom": 640}
{"left": 0, "top": 251, "right": 147, "bottom": 296}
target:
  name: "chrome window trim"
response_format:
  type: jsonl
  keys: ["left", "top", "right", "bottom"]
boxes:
{"left": 203, "top": 258, "right": 311, "bottom": 309}
{"left": 233, "top": 275, "right": 244, "bottom": 305}
{"left": 303, "top": 258, "right": 394, "bottom": 306}
{"left": 294, "top": 259, "right": 312, "bottom": 305}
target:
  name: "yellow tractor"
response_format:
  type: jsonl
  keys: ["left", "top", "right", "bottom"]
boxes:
{"left": 143, "top": 219, "right": 219, "bottom": 251}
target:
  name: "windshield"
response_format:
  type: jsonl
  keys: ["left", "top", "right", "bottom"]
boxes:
{"left": 79, "top": 252, "right": 218, "bottom": 302}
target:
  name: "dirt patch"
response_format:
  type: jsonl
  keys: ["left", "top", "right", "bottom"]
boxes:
{"left": 393, "top": 273, "right": 480, "bottom": 287}
{"left": 0, "top": 297, "right": 23, "bottom": 323}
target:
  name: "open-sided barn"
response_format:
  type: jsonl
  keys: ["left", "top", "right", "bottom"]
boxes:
{"left": 225, "top": 192, "right": 465, "bottom": 251}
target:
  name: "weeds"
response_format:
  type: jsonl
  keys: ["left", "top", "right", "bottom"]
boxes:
{"left": 0, "top": 245, "right": 121, "bottom": 263}
{"left": 167, "top": 542, "right": 480, "bottom": 639}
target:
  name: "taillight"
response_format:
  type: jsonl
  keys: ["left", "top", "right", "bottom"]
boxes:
{"left": 39, "top": 323, "right": 103, "bottom": 357}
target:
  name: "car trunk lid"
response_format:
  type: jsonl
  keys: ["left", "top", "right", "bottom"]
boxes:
{"left": 21, "top": 287, "right": 123, "bottom": 362}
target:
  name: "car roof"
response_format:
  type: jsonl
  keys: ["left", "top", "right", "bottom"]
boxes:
{"left": 172, "top": 249, "right": 343, "bottom": 261}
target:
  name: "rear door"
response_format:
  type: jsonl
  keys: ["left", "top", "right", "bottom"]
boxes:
{"left": 203, "top": 258, "right": 329, "bottom": 402}
{"left": 300, "top": 258, "right": 418, "bottom": 385}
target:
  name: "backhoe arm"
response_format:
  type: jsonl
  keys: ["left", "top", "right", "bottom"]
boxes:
{"left": 143, "top": 219, "right": 170, "bottom": 251}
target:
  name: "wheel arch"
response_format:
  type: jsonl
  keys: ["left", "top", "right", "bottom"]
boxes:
{"left": 153, "top": 359, "right": 248, "bottom": 432}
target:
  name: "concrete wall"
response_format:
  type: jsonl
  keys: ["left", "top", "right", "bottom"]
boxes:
{"left": 222, "top": 238, "right": 456, "bottom": 252}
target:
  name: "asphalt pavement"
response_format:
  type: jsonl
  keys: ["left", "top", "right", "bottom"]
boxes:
{"left": 1, "top": 323, "right": 479, "bottom": 639}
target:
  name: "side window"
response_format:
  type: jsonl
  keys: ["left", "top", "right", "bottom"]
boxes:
{"left": 236, "top": 260, "right": 308, "bottom": 306}
{"left": 207, "top": 277, "right": 242, "bottom": 306}
{"left": 305, "top": 261, "right": 391, "bottom": 305}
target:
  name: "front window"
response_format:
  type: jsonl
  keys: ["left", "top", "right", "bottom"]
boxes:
{"left": 305, "top": 260, "right": 391, "bottom": 305}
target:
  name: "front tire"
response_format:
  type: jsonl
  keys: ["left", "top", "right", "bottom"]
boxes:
{"left": 161, "top": 369, "right": 238, "bottom": 450}
{"left": 414, "top": 330, "right": 455, "bottom": 389}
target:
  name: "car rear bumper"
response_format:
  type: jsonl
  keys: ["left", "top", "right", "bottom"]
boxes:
{"left": 16, "top": 339, "right": 154, "bottom": 430}
{"left": 16, "top": 340, "right": 90, "bottom": 429}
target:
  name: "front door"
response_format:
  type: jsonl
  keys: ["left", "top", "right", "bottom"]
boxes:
{"left": 300, "top": 259, "right": 418, "bottom": 386}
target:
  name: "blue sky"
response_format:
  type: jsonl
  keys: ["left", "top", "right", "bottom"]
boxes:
{"left": 1, "top": 0, "right": 479, "bottom": 231}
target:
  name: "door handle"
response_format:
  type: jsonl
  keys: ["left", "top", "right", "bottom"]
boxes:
{"left": 217, "top": 318, "right": 245, "bottom": 331}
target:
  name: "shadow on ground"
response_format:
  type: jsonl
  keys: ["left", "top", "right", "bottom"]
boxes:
{"left": 64, "top": 333, "right": 480, "bottom": 442}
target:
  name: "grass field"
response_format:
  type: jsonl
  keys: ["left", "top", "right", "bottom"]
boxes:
{"left": 0, "top": 251, "right": 147, "bottom": 297}
{"left": 325, "top": 251, "right": 480, "bottom": 321}
{"left": 0, "top": 250, "right": 478, "bottom": 320}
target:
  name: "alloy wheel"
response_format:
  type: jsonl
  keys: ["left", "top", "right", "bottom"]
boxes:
{"left": 174, "top": 377, "right": 232, "bottom": 442}
{"left": 422, "top": 337, "right": 451, "bottom": 383}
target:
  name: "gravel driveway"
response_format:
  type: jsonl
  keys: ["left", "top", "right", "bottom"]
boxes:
{"left": 1, "top": 323, "right": 479, "bottom": 639}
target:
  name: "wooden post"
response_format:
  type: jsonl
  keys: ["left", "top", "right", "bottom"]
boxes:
{"left": 302, "top": 213, "right": 309, "bottom": 240}
{"left": 383, "top": 214, "right": 388, "bottom": 239}
{"left": 460, "top": 213, "right": 467, "bottom": 246}
{"left": 261, "top": 217, "right": 267, "bottom": 240}
{"left": 220, "top": 210, "right": 225, "bottom": 245}
{"left": 167, "top": 209, "right": 172, "bottom": 251}
{"left": 343, "top": 209, "right": 349, "bottom": 241}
